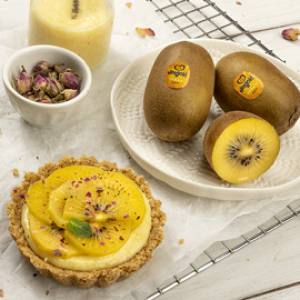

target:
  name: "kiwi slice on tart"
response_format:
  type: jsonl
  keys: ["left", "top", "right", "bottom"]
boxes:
{"left": 7, "top": 155, "right": 166, "bottom": 288}
{"left": 203, "top": 111, "right": 280, "bottom": 183}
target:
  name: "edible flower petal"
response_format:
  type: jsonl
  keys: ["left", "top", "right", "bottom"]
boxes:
{"left": 52, "top": 249, "right": 62, "bottom": 256}
{"left": 135, "top": 27, "right": 155, "bottom": 37}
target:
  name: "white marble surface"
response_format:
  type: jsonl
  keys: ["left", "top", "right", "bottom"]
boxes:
{"left": 0, "top": 0, "right": 300, "bottom": 300}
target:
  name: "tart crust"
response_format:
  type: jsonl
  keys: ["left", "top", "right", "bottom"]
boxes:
{"left": 7, "top": 155, "right": 166, "bottom": 288}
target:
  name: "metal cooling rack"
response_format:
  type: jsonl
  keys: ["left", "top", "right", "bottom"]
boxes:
{"left": 147, "top": 0, "right": 283, "bottom": 61}
{"left": 143, "top": 1, "right": 291, "bottom": 298}
{"left": 146, "top": 199, "right": 300, "bottom": 299}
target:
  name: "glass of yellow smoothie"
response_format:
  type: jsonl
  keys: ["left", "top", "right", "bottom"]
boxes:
{"left": 28, "top": 0, "right": 114, "bottom": 69}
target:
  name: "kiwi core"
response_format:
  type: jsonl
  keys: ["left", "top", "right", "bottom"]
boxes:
{"left": 238, "top": 145, "right": 254, "bottom": 157}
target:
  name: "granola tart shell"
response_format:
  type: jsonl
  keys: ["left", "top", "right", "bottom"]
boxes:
{"left": 7, "top": 155, "right": 166, "bottom": 288}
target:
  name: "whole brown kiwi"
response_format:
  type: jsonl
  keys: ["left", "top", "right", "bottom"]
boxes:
{"left": 214, "top": 51, "right": 300, "bottom": 136}
{"left": 143, "top": 41, "right": 215, "bottom": 141}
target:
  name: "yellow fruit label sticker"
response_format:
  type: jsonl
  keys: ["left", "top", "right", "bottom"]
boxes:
{"left": 233, "top": 71, "right": 264, "bottom": 100}
{"left": 165, "top": 62, "right": 190, "bottom": 89}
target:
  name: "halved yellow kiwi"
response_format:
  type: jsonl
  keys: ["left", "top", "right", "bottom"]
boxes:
{"left": 203, "top": 111, "right": 280, "bottom": 183}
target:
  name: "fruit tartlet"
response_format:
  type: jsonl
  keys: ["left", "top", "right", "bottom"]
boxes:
{"left": 7, "top": 155, "right": 166, "bottom": 288}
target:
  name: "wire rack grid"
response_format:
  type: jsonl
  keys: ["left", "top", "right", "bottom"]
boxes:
{"left": 146, "top": 0, "right": 283, "bottom": 61}
{"left": 146, "top": 200, "right": 300, "bottom": 300}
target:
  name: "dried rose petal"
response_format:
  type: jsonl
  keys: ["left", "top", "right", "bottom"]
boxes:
{"left": 59, "top": 244, "right": 67, "bottom": 251}
{"left": 136, "top": 27, "right": 155, "bottom": 37}
{"left": 282, "top": 28, "right": 300, "bottom": 41}
{"left": 56, "top": 233, "right": 63, "bottom": 239}
{"left": 52, "top": 249, "right": 62, "bottom": 256}
{"left": 125, "top": 2, "right": 132, "bottom": 8}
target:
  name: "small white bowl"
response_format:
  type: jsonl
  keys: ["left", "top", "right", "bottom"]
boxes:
{"left": 2, "top": 45, "right": 92, "bottom": 128}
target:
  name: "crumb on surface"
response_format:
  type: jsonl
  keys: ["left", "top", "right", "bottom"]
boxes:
{"left": 12, "top": 169, "right": 19, "bottom": 177}
{"left": 0, "top": 289, "right": 4, "bottom": 298}
{"left": 179, "top": 239, "right": 184, "bottom": 245}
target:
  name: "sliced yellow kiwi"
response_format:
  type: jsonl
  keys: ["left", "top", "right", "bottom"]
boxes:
{"left": 45, "top": 166, "right": 105, "bottom": 191}
{"left": 26, "top": 180, "right": 52, "bottom": 225}
{"left": 98, "top": 171, "right": 146, "bottom": 229}
{"left": 48, "top": 179, "right": 137, "bottom": 228}
{"left": 46, "top": 166, "right": 146, "bottom": 228}
{"left": 29, "top": 214, "right": 81, "bottom": 258}
{"left": 26, "top": 165, "right": 147, "bottom": 258}
{"left": 203, "top": 111, "right": 280, "bottom": 183}
{"left": 63, "top": 219, "right": 132, "bottom": 256}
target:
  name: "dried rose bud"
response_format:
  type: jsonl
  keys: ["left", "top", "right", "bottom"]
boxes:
{"left": 23, "top": 92, "right": 39, "bottom": 101}
{"left": 50, "top": 71, "right": 58, "bottom": 79}
{"left": 32, "top": 60, "right": 50, "bottom": 76}
{"left": 51, "top": 94, "right": 64, "bottom": 103}
{"left": 33, "top": 74, "right": 49, "bottom": 91}
{"left": 59, "top": 69, "right": 81, "bottom": 90}
{"left": 61, "top": 89, "right": 79, "bottom": 101}
{"left": 37, "top": 90, "right": 52, "bottom": 102}
{"left": 40, "top": 99, "right": 52, "bottom": 104}
{"left": 53, "top": 63, "right": 64, "bottom": 74}
{"left": 12, "top": 66, "right": 32, "bottom": 94}
{"left": 46, "top": 77, "right": 63, "bottom": 98}
{"left": 282, "top": 28, "right": 300, "bottom": 41}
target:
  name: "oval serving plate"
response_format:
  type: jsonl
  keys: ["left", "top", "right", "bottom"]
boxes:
{"left": 111, "top": 39, "right": 300, "bottom": 200}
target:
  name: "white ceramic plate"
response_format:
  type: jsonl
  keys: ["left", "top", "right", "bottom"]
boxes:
{"left": 111, "top": 39, "right": 300, "bottom": 200}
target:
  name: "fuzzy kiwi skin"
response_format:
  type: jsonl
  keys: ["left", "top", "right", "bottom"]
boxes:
{"left": 143, "top": 41, "right": 215, "bottom": 141}
{"left": 203, "top": 111, "right": 265, "bottom": 169}
{"left": 214, "top": 51, "right": 300, "bottom": 136}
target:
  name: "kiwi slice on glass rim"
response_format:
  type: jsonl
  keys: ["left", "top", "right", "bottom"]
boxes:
{"left": 203, "top": 111, "right": 280, "bottom": 184}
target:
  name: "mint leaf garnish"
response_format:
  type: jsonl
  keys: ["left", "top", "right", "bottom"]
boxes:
{"left": 67, "top": 218, "right": 92, "bottom": 238}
